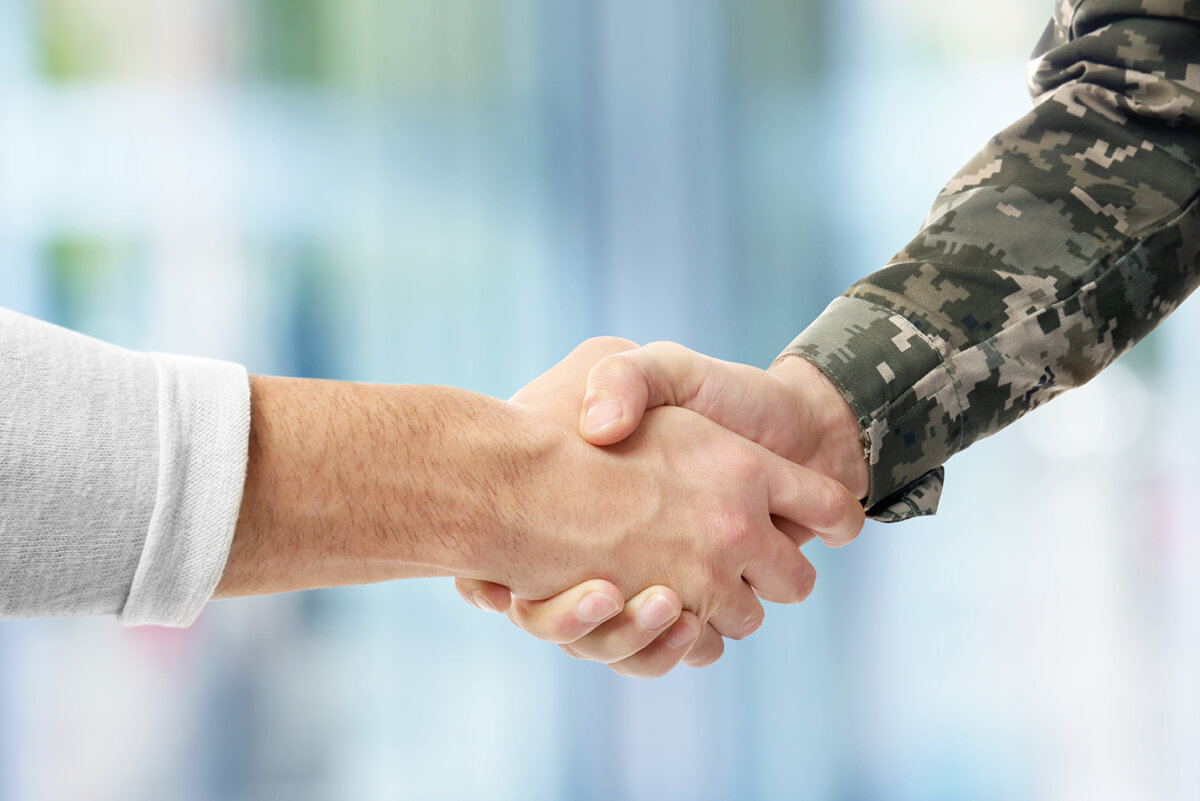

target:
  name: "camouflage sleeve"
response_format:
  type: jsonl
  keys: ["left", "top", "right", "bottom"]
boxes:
{"left": 781, "top": 0, "right": 1200, "bottom": 522}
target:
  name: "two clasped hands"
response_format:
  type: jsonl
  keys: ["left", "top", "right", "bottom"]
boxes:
{"left": 455, "top": 337, "right": 869, "bottom": 678}
{"left": 217, "top": 336, "right": 868, "bottom": 677}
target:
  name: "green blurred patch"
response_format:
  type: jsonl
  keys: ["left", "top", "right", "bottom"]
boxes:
{"left": 47, "top": 235, "right": 126, "bottom": 293}
{"left": 36, "top": 0, "right": 119, "bottom": 81}
{"left": 43, "top": 234, "right": 144, "bottom": 336}
{"left": 246, "top": 0, "right": 331, "bottom": 85}
{"left": 730, "top": 0, "right": 827, "bottom": 87}
{"left": 256, "top": 0, "right": 508, "bottom": 100}
{"left": 37, "top": 0, "right": 520, "bottom": 98}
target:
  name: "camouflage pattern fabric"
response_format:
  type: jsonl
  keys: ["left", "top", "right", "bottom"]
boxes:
{"left": 783, "top": 1, "right": 1200, "bottom": 521}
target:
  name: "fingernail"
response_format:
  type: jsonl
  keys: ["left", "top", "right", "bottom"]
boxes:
{"left": 471, "top": 590, "right": 498, "bottom": 613}
{"left": 636, "top": 593, "right": 678, "bottom": 631}
{"left": 583, "top": 399, "right": 623, "bottom": 434}
{"left": 665, "top": 618, "right": 698, "bottom": 649}
{"left": 576, "top": 592, "right": 621, "bottom": 624}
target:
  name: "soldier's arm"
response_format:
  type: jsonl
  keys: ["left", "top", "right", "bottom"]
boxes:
{"left": 785, "top": 1, "right": 1200, "bottom": 521}
{"left": 452, "top": 2, "right": 1200, "bottom": 677}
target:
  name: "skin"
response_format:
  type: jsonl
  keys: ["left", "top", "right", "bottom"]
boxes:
{"left": 216, "top": 338, "right": 863, "bottom": 647}
{"left": 456, "top": 343, "right": 869, "bottom": 677}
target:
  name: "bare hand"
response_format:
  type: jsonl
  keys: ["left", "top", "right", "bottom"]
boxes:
{"left": 456, "top": 339, "right": 865, "bottom": 676}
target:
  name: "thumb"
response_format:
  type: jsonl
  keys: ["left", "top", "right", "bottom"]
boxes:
{"left": 455, "top": 577, "right": 514, "bottom": 614}
{"left": 579, "top": 342, "right": 716, "bottom": 446}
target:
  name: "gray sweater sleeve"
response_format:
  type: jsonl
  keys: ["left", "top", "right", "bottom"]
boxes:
{"left": 0, "top": 307, "right": 250, "bottom": 626}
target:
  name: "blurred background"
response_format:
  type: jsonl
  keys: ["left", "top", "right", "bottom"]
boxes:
{"left": 3, "top": 0, "right": 1199, "bottom": 799}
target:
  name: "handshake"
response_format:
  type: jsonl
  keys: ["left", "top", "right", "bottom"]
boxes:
{"left": 219, "top": 337, "right": 869, "bottom": 678}
{"left": 454, "top": 337, "right": 868, "bottom": 677}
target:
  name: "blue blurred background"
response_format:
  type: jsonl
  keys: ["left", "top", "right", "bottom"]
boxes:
{"left": 4, "top": 0, "right": 1200, "bottom": 799}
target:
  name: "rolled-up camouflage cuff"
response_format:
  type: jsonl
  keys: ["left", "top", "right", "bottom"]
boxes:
{"left": 781, "top": 295, "right": 963, "bottom": 522}
{"left": 866, "top": 468, "right": 943, "bottom": 523}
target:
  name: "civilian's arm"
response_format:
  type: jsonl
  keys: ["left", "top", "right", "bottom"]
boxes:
{"left": 0, "top": 307, "right": 248, "bottom": 625}
{"left": 2, "top": 316, "right": 860, "bottom": 638}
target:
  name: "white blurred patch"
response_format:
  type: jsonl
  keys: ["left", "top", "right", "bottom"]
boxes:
{"left": 1021, "top": 360, "right": 1153, "bottom": 459}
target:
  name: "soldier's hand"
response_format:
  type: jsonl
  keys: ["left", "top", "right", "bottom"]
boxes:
{"left": 578, "top": 343, "right": 868, "bottom": 500}
{"left": 457, "top": 342, "right": 868, "bottom": 678}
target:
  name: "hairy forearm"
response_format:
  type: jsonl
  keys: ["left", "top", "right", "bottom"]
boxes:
{"left": 214, "top": 375, "right": 525, "bottom": 598}
{"left": 212, "top": 339, "right": 852, "bottom": 640}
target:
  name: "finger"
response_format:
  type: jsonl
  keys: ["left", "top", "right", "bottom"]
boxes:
{"left": 511, "top": 336, "right": 638, "bottom": 406}
{"left": 580, "top": 342, "right": 721, "bottom": 446}
{"left": 557, "top": 586, "right": 684, "bottom": 663}
{"left": 607, "top": 611, "right": 703, "bottom": 678}
{"left": 742, "top": 533, "right": 817, "bottom": 605}
{"left": 707, "top": 581, "right": 765, "bottom": 641}
{"left": 505, "top": 580, "right": 625, "bottom": 644}
{"left": 764, "top": 455, "right": 866, "bottom": 548}
{"left": 772, "top": 515, "right": 818, "bottom": 548}
{"left": 455, "top": 578, "right": 514, "bottom": 614}
{"left": 682, "top": 623, "right": 725, "bottom": 668}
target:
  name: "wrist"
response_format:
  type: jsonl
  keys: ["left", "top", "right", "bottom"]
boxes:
{"left": 446, "top": 399, "right": 574, "bottom": 587}
{"left": 217, "top": 377, "right": 520, "bottom": 597}
{"left": 768, "top": 355, "right": 869, "bottom": 500}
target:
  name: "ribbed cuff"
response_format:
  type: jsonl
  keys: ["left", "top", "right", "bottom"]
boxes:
{"left": 119, "top": 354, "right": 250, "bottom": 627}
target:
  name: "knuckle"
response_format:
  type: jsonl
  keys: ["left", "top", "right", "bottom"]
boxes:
{"left": 548, "top": 616, "right": 582, "bottom": 644}
{"left": 511, "top": 603, "right": 566, "bottom": 642}
{"left": 725, "top": 605, "right": 764, "bottom": 641}
{"left": 506, "top": 600, "right": 531, "bottom": 627}
{"left": 722, "top": 513, "right": 755, "bottom": 550}
{"left": 610, "top": 661, "right": 658, "bottom": 679}
{"left": 593, "top": 630, "right": 642, "bottom": 663}
{"left": 454, "top": 580, "right": 474, "bottom": 604}
{"left": 582, "top": 335, "right": 637, "bottom": 355}
{"left": 708, "top": 501, "right": 758, "bottom": 554}
{"left": 724, "top": 450, "right": 762, "bottom": 486}
{"left": 788, "top": 564, "right": 817, "bottom": 604}
{"left": 800, "top": 563, "right": 818, "bottom": 599}
{"left": 724, "top": 626, "right": 749, "bottom": 642}
{"left": 684, "top": 626, "right": 724, "bottom": 666}
{"left": 642, "top": 340, "right": 687, "bottom": 360}
{"left": 846, "top": 502, "right": 867, "bottom": 539}
{"left": 811, "top": 478, "right": 854, "bottom": 536}
{"left": 616, "top": 656, "right": 672, "bottom": 679}
{"left": 691, "top": 564, "right": 726, "bottom": 607}
{"left": 685, "top": 640, "right": 723, "bottom": 667}
{"left": 743, "top": 605, "right": 766, "bottom": 637}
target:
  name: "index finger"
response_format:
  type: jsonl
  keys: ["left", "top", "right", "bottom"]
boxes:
{"left": 765, "top": 453, "right": 866, "bottom": 548}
